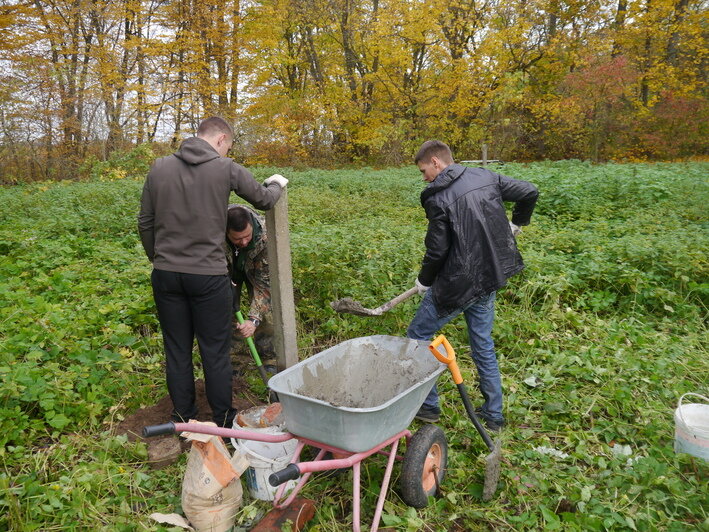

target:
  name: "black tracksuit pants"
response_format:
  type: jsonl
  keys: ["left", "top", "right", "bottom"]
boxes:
{"left": 151, "top": 269, "right": 236, "bottom": 427}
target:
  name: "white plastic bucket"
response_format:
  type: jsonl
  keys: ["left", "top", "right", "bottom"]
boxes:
{"left": 674, "top": 393, "right": 709, "bottom": 461}
{"left": 234, "top": 425, "right": 298, "bottom": 501}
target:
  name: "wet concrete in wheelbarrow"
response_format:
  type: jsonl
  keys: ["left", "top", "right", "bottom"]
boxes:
{"left": 295, "top": 345, "right": 433, "bottom": 408}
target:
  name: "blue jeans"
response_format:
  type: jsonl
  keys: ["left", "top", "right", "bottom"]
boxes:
{"left": 407, "top": 290, "right": 503, "bottom": 423}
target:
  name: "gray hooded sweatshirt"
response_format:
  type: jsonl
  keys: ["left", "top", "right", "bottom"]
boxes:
{"left": 138, "top": 137, "right": 281, "bottom": 275}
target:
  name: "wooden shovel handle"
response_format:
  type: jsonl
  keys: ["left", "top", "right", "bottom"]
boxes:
{"left": 374, "top": 286, "right": 419, "bottom": 314}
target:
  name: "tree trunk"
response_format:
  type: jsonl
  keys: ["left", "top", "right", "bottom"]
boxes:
{"left": 611, "top": 0, "right": 627, "bottom": 57}
{"left": 666, "top": 0, "right": 689, "bottom": 67}
{"left": 229, "top": 0, "right": 240, "bottom": 108}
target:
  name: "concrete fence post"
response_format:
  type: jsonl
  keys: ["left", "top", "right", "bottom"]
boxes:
{"left": 265, "top": 188, "right": 298, "bottom": 370}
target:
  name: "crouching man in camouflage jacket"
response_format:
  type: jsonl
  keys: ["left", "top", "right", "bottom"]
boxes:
{"left": 226, "top": 204, "right": 277, "bottom": 373}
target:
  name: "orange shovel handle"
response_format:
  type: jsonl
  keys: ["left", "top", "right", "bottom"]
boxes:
{"left": 428, "top": 335, "right": 463, "bottom": 384}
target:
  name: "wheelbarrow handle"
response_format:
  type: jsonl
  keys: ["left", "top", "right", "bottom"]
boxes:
{"left": 428, "top": 335, "right": 463, "bottom": 385}
{"left": 142, "top": 422, "right": 176, "bottom": 437}
{"left": 269, "top": 463, "right": 300, "bottom": 487}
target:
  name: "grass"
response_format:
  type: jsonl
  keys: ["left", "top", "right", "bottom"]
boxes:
{"left": 0, "top": 160, "right": 707, "bottom": 531}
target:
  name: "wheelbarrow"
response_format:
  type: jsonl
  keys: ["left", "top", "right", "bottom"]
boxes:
{"left": 144, "top": 335, "right": 448, "bottom": 532}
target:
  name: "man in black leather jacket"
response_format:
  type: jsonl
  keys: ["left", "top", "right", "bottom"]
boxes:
{"left": 408, "top": 140, "right": 538, "bottom": 430}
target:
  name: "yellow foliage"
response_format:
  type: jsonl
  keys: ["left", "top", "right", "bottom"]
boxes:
{"left": 0, "top": 0, "right": 705, "bottom": 175}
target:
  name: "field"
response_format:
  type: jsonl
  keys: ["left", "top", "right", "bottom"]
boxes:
{"left": 1, "top": 161, "right": 707, "bottom": 531}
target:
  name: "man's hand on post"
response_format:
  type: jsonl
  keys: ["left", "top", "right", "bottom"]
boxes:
{"left": 264, "top": 174, "right": 288, "bottom": 188}
{"left": 415, "top": 278, "right": 430, "bottom": 295}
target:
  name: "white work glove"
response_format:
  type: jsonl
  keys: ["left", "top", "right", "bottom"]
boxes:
{"left": 509, "top": 221, "right": 522, "bottom": 237}
{"left": 264, "top": 174, "right": 288, "bottom": 188}
{"left": 415, "top": 278, "right": 430, "bottom": 295}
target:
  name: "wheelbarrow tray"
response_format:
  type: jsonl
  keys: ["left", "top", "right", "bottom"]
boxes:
{"left": 268, "top": 335, "right": 446, "bottom": 452}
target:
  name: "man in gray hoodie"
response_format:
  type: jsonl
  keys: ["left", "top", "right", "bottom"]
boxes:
{"left": 138, "top": 116, "right": 287, "bottom": 428}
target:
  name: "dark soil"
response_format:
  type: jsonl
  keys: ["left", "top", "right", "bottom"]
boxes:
{"left": 114, "top": 356, "right": 268, "bottom": 464}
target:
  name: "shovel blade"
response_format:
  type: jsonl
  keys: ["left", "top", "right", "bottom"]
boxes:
{"left": 482, "top": 439, "right": 502, "bottom": 501}
{"left": 329, "top": 298, "right": 382, "bottom": 316}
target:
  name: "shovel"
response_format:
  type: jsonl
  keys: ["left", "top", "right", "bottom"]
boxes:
{"left": 330, "top": 286, "right": 418, "bottom": 316}
{"left": 428, "top": 334, "right": 502, "bottom": 501}
{"left": 235, "top": 310, "right": 278, "bottom": 402}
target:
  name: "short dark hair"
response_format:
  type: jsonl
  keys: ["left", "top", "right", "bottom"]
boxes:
{"left": 197, "top": 116, "right": 234, "bottom": 139}
{"left": 227, "top": 205, "right": 252, "bottom": 232}
{"left": 415, "top": 140, "right": 454, "bottom": 164}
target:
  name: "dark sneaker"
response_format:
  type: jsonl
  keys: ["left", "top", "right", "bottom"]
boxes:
{"left": 474, "top": 407, "right": 506, "bottom": 432}
{"left": 482, "top": 418, "right": 505, "bottom": 432}
{"left": 415, "top": 405, "right": 441, "bottom": 423}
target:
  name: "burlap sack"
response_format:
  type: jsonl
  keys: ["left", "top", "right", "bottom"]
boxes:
{"left": 181, "top": 422, "right": 250, "bottom": 532}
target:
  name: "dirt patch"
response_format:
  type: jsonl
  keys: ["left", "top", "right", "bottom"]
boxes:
{"left": 114, "top": 357, "right": 268, "bottom": 467}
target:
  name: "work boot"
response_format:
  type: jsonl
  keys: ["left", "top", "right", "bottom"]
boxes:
{"left": 414, "top": 404, "right": 441, "bottom": 423}
{"left": 474, "top": 407, "right": 506, "bottom": 432}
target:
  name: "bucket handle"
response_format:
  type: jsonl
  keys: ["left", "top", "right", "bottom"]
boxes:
{"left": 677, "top": 393, "right": 709, "bottom": 426}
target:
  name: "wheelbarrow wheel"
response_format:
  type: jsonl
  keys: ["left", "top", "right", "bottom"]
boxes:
{"left": 400, "top": 424, "right": 447, "bottom": 508}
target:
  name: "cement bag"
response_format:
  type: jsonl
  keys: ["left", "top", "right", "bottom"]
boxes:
{"left": 181, "top": 422, "right": 250, "bottom": 532}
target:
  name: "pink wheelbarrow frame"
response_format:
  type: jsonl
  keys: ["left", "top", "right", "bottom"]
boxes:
{"left": 143, "top": 420, "right": 447, "bottom": 532}
{"left": 144, "top": 337, "right": 451, "bottom": 530}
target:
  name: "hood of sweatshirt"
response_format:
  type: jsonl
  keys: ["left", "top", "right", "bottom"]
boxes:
{"left": 174, "top": 137, "right": 221, "bottom": 165}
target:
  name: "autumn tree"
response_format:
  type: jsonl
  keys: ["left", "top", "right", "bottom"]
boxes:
{"left": 0, "top": 0, "right": 706, "bottom": 180}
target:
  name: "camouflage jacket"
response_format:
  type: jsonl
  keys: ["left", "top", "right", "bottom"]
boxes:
{"left": 225, "top": 205, "right": 271, "bottom": 322}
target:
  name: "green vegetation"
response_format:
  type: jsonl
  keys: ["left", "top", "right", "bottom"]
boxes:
{"left": 1, "top": 161, "right": 707, "bottom": 531}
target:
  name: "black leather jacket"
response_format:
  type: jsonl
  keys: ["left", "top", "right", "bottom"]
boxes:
{"left": 418, "top": 164, "right": 538, "bottom": 317}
